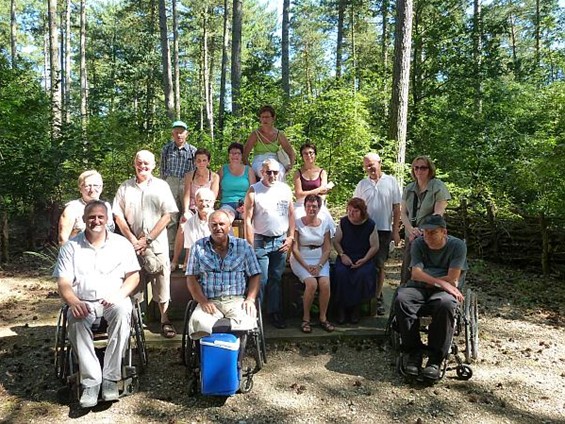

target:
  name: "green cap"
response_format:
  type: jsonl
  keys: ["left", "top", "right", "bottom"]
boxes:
{"left": 172, "top": 120, "right": 187, "bottom": 129}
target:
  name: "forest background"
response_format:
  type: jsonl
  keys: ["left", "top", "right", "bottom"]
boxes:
{"left": 0, "top": 0, "right": 564, "bottom": 274}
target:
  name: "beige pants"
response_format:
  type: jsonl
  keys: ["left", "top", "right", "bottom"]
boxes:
{"left": 189, "top": 297, "right": 257, "bottom": 340}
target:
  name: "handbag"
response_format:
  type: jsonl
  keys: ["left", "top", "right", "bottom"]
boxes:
{"left": 140, "top": 248, "right": 165, "bottom": 275}
{"left": 276, "top": 147, "right": 291, "bottom": 168}
{"left": 256, "top": 129, "right": 291, "bottom": 168}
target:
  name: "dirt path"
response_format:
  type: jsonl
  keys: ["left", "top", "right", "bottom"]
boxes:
{"left": 1, "top": 261, "right": 564, "bottom": 423}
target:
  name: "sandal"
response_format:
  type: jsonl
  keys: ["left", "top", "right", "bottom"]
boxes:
{"left": 319, "top": 320, "right": 335, "bottom": 333}
{"left": 161, "top": 322, "right": 177, "bottom": 339}
{"left": 301, "top": 320, "right": 312, "bottom": 333}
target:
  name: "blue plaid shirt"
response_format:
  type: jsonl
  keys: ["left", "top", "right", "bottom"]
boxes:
{"left": 186, "top": 235, "right": 261, "bottom": 299}
{"left": 160, "top": 141, "right": 197, "bottom": 178}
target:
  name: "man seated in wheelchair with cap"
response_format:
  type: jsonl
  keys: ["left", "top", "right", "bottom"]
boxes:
{"left": 53, "top": 200, "right": 140, "bottom": 408}
{"left": 185, "top": 209, "right": 261, "bottom": 339}
{"left": 394, "top": 214, "right": 467, "bottom": 380}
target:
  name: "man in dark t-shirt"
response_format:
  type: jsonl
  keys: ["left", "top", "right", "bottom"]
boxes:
{"left": 394, "top": 214, "right": 467, "bottom": 380}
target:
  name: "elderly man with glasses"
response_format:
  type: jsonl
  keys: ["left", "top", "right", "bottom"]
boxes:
{"left": 244, "top": 158, "right": 295, "bottom": 329}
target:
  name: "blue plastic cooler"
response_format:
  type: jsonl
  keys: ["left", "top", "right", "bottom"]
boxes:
{"left": 199, "top": 333, "right": 241, "bottom": 395}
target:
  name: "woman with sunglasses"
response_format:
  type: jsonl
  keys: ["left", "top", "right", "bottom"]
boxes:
{"left": 293, "top": 143, "right": 336, "bottom": 235}
{"left": 58, "top": 170, "right": 115, "bottom": 245}
{"left": 400, "top": 155, "right": 451, "bottom": 283}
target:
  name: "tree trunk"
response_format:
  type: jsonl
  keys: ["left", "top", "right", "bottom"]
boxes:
{"left": 534, "top": 0, "right": 540, "bottom": 69}
{"left": 159, "top": 0, "right": 175, "bottom": 120}
{"left": 388, "top": 0, "right": 413, "bottom": 188}
{"left": 231, "top": 0, "right": 242, "bottom": 117}
{"left": 202, "top": 6, "right": 214, "bottom": 141}
{"left": 0, "top": 198, "right": 8, "bottom": 263}
{"left": 173, "top": 0, "right": 180, "bottom": 119}
{"left": 281, "top": 0, "right": 290, "bottom": 97}
{"left": 63, "top": 0, "right": 71, "bottom": 125}
{"left": 80, "top": 0, "right": 88, "bottom": 137}
{"left": 472, "top": 0, "right": 483, "bottom": 115}
{"left": 48, "top": 0, "right": 62, "bottom": 143}
{"left": 336, "top": 0, "right": 345, "bottom": 79}
{"left": 381, "top": 0, "right": 389, "bottom": 71}
{"left": 219, "top": 0, "right": 230, "bottom": 136}
{"left": 508, "top": 13, "right": 519, "bottom": 80}
{"left": 10, "top": 0, "right": 17, "bottom": 68}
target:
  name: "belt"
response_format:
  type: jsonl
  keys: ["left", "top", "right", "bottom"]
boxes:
{"left": 214, "top": 295, "right": 243, "bottom": 301}
{"left": 256, "top": 234, "right": 285, "bottom": 240}
{"left": 303, "top": 244, "right": 322, "bottom": 249}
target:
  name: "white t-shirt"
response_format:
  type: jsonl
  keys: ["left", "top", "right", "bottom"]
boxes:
{"left": 251, "top": 180, "right": 293, "bottom": 237}
{"left": 183, "top": 213, "right": 210, "bottom": 249}
{"left": 353, "top": 173, "right": 401, "bottom": 231}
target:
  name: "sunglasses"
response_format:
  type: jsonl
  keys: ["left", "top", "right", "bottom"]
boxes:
{"left": 266, "top": 170, "right": 279, "bottom": 176}
{"left": 413, "top": 166, "right": 429, "bottom": 171}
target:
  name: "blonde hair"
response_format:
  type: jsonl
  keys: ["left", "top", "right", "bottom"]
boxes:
{"left": 77, "top": 170, "right": 102, "bottom": 189}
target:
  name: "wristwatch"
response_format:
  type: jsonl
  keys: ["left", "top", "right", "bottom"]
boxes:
{"left": 146, "top": 235, "right": 153, "bottom": 245}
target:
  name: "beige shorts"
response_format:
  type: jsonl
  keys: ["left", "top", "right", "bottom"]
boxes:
{"left": 143, "top": 259, "right": 171, "bottom": 304}
{"left": 189, "top": 297, "right": 257, "bottom": 340}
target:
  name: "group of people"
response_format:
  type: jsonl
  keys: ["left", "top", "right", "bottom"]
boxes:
{"left": 53, "top": 105, "right": 466, "bottom": 407}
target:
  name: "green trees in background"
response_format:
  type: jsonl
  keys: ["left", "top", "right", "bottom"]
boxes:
{"left": 0, "top": 0, "right": 564, "bottom": 258}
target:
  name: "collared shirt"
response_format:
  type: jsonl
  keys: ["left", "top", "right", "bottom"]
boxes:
{"left": 160, "top": 141, "right": 197, "bottom": 179}
{"left": 185, "top": 235, "right": 261, "bottom": 299}
{"left": 353, "top": 173, "right": 401, "bottom": 231}
{"left": 403, "top": 178, "right": 451, "bottom": 227}
{"left": 112, "top": 176, "right": 179, "bottom": 254}
{"left": 53, "top": 232, "right": 140, "bottom": 301}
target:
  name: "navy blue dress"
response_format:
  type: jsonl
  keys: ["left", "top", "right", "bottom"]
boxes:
{"left": 333, "top": 217, "right": 377, "bottom": 308}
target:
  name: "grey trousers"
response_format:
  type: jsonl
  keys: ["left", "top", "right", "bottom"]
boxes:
{"left": 67, "top": 298, "right": 132, "bottom": 387}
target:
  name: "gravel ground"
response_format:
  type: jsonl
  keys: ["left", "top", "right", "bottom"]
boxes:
{"left": 1, "top": 261, "right": 564, "bottom": 424}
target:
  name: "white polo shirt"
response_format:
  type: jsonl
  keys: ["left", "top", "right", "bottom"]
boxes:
{"left": 353, "top": 173, "right": 401, "bottom": 231}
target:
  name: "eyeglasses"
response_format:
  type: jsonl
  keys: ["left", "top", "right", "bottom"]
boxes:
{"left": 83, "top": 184, "right": 102, "bottom": 190}
{"left": 266, "top": 170, "right": 279, "bottom": 176}
{"left": 413, "top": 166, "right": 429, "bottom": 171}
{"left": 302, "top": 151, "right": 315, "bottom": 156}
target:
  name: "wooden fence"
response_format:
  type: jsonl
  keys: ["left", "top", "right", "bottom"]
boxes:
{"left": 445, "top": 199, "right": 565, "bottom": 277}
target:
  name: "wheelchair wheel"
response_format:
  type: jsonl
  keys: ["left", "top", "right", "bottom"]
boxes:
{"left": 464, "top": 289, "right": 479, "bottom": 363}
{"left": 456, "top": 364, "right": 473, "bottom": 380}
{"left": 257, "top": 304, "right": 267, "bottom": 365}
{"left": 54, "top": 306, "right": 69, "bottom": 381}
{"left": 132, "top": 301, "right": 148, "bottom": 372}
{"left": 181, "top": 300, "right": 198, "bottom": 365}
{"left": 239, "top": 375, "right": 254, "bottom": 394}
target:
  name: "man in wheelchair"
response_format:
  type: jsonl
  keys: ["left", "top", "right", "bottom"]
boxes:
{"left": 185, "top": 209, "right": 261, "bottom": 340}
{"left": 394, "top": 214, "right": 467, "bottom": 381}
{"left": 53, "top": 200, "right": 141, "bottom": 408}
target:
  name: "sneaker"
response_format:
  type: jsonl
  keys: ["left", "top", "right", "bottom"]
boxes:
{"left": 102, "top": 379, "right": 119, "bottom": 401}
{"left": 422, "top": 362, "right": 441, "bottom": 380}
{"left": 404, "top": 351, "right": 422, "bottom": 376}
{"left": 79, "top": 384, "right": 100, "bottom": 408}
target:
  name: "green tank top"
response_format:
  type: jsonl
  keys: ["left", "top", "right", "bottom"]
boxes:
{"left": 254, "top": 130, "right": 280, "bottom": 154}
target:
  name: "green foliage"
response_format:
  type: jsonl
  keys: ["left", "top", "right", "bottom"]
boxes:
{"left": 287, "top": 88, "right": 374, "bottom": 205}
{"left": 0, "top": 60, "right": 53, "bottom": 210}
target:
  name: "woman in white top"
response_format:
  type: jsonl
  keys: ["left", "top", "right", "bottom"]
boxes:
{"left": 58, "top": 170, "right": 114, "bottom": 245}
{"left": 290, "top": 194, "right": 334, "bottom": 333}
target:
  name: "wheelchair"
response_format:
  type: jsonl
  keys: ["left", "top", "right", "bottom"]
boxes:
{"left": 180, "top": 298, "right": 267, "bottom": 396}
{"left": 54, "top": 298, "right": 148, "bottom": 402}
{"left": 387, "top": 285, "right": 479, "bottom": 382}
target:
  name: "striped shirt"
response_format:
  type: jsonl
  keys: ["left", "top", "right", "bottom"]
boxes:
{"left": 186, "top": 235, "right": 261, "bottom": 299}
{"left": 160, "top": 141, "right": 197, "bottom": 178}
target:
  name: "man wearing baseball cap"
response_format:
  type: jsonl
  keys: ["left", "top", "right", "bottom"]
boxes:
{"left": 160, "top": 120, "right": 197, "bottom": 259}
{"left": 394, "top": 214, "right": 467, "bottom": 380}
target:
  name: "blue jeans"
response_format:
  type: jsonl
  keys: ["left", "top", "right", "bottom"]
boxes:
{"left": 254, "top": 234, "right": 287, "bottom": 315}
